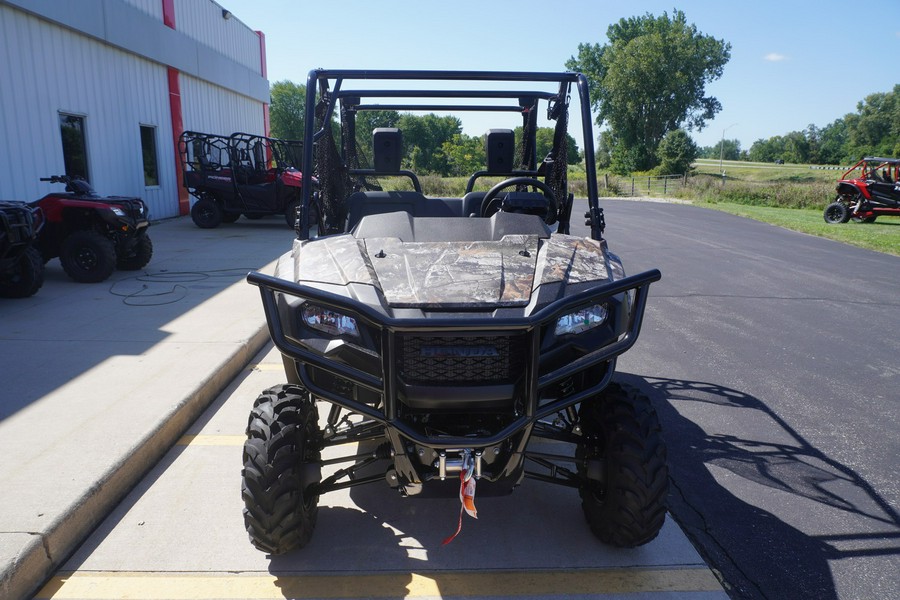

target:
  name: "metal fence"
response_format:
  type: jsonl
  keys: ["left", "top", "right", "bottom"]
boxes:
{"left": 603, "top": 173, "right": 687, "bottom": 197}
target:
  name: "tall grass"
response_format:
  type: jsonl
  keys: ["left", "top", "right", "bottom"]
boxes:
{"left": 684, "top": 173, "right": 835, "bottom": 209}
{"left": 382, "top": 160, "right": 841, "bottom": 211}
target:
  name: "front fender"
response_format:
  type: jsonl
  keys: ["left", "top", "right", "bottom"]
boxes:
{"left": 836, "top": 181, "right": 869, "bottom": 199}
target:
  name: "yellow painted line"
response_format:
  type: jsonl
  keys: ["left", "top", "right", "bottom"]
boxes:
{"left": 176, "top": 434, "right": 245, "bottom": 446}
{"left": 37, "top": 567, "right": 723, "bottom": 599}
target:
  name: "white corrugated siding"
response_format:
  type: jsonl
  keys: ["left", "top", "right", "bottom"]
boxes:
{"left": 0, "top": 1, "right": 269, "bottom": 220}
{"left": 0, "top": 6, "right": 179, "bottom": 219}
{"left": 180, "top": 75, "right": 266, "bottom": 138}
{"left": 175, "top": 1, "right": 262, "bottom": 74}
{"left": 122, "top": 0, "right": 163, "bottom": 20}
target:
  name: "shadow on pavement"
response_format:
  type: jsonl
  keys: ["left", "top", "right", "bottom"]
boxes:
{"left": 618, "top": 373, "right": 900, "bottom": 600}
{"left": 0, "top": 217, "right": 292, "bottom": 421}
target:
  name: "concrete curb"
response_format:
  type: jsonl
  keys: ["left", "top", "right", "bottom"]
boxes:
{"left": 2, "top": 324, "right": 270, "bottom": 600}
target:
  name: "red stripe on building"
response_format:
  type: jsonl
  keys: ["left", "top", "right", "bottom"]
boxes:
{"left": 162, "top": 0, "right": 175, "bottom": 28}
{"left": 163, "top": 0, "right": 189, "bottom": 215}
{"left": 257, "top": 30, "right": 270, "bottom": 137}
{"left": 167, "top": 67, "right": 188, "bottom": 215}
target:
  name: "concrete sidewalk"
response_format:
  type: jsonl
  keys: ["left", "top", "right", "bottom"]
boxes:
{"left": 0, "top": 216, "right": 296, "bottom": 599}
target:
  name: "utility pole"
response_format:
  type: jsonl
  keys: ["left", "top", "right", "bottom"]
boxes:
{"left": 719, "top": 122, "right": 738, "bottom": 182}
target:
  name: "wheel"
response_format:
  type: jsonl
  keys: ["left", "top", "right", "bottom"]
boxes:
{"left": 117, "top": 234, "right": 153, "bottom": 270}
{"left": 823, "top": 200, "right": 850, "bottom": 224}
{"left": 191, "top": 197, "right": 222, "bottom": 228}
{"left": 0, "top": 246, "right": 44, "bottom": 298}
{"left": 576, "top": 382, "right": 669, "bottom": 547}
{"left": 59, "top": 230, "right": 117, "bottom": 283}
{"left": 480, "top": 177, "right": 558, "bottom": 224}
{"left": 285, "top": 199, "right": 301, "bottom": 228}
{"left": 242, "top": 384, "right": 322, "bottom": 554}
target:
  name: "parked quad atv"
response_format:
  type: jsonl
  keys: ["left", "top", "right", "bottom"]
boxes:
{"left": 0, "top": 201, "right": 44, "bottom": 297}
{"left": 31, "top": 176, "right": 152, "bottom": 283}
{"left": 824, "top": 157, "right": 900, "bottom": 223}
{"left": 243, "top": 70, "right": 667, "bottom": 553}
{"left": 179, "top": 131, "right": 304, "bottom": 228}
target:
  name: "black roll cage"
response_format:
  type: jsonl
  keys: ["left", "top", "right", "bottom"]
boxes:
{"left": 297, "top": 69, "right": 604, "bottom": 240}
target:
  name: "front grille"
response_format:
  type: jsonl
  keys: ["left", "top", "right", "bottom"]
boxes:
{"left": 397, "top": 334, "right": 525, "bottom": 385}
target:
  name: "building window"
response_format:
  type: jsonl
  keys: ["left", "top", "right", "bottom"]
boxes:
{"left": 140, "top": 125, "right": 159, "bottom": 186}
{"left": 59, "top": 113, "right": 89, "bottom": 181}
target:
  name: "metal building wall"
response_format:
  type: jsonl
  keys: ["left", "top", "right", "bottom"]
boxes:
{"left": 123, "top": 0, "right": 163, "bottom": 20}
{"left": 0, "top": 0, "right": 269, "bottom": 220}
{"left": 181, "top": 75, "right": 266, "bottom": 138}
{"left": 175, "top": 1, "right": 262, "bottom": 73}
{"left": 0, "top": 5, "right": 176, "bottom": 218}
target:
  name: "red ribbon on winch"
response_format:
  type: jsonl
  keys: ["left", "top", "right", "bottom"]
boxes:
{"left": 441, "top": 465, "right": 477, "bottom": 545}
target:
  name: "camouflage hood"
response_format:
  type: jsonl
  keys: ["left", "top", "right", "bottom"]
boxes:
{"left": 290, "top": 233, "right": 612, "bottom": 309}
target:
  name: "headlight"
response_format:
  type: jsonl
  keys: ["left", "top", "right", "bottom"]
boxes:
{"left": 301, "top": 304, "right": 359, "bottom": 338}
{"left": 555, "top": 303, "right": 608, "bottom": 336}
{"left": 109, "top": 207, "right": 126, "bottom": 217}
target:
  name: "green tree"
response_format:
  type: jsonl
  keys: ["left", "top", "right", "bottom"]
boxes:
{"left": 818, "top": 119, "right": 848, "bottom": 165}
{"left": 269, "top": 80, "right": 306, "bottom": 140}
{"left": 656, "top": 129, "right": 698, "bottom": 174}
{"left": 441, "top": 133, "right": 485, "bottom": 176}
{"left": 703, "top": 138, "right": 741, "bottom": 161}
{"left": 355, "top": 110, "right": 400, "bottom": 163}
{"left": 747, "top": 85, "right": 899, "bottom": 165}
{"left": 534, "top": 128, "right": 582, "bottom": 165}
{"left": 398, "top": 113, "right": 462, "bottom": 174}
{"left": 566, "top": 10, "right": 730, "bottom": 174}
{"left": 749, "top": 136, "right": 784, "bottom": 163}
{"left": 844, "top": 85, "right": 899, "bottom": 160}
{"left": 782, "top": 131, "right": 810, "bottom": 164}
{"left": 595, "top": 131, "right": 613, "bottom": 169}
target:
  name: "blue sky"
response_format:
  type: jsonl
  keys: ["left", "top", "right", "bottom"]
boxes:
{"left": 222, "top": 0, "right": 899, "bottom": 152}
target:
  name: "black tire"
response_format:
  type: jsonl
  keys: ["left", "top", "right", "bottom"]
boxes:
{"left": 823, "top": 201, "right": 850, "bottom": 224}
{"left": 0, "top": 246, "right": 44, "bottom": 298}
{"left": 576, "top": 382, "right": 669, "bottom": 547}
{"left": 117, "top": 234, "right": 153, "bottom": 270}
{"left": 242, "top": 384, "right": 322, "bottom": 554}
{"left": 191, "top": 197, "right": 222, "bottom": 228}
{"left": 60, "top": 230, "right": 117, "bottom": 283}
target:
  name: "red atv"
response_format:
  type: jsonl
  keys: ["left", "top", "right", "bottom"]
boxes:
{"left": 31, "top": 176, "right": 152, "bottom": 283}
{"left": 824, "top": 157, "right": 900, "bottom": 224}
{"left": 179, "top": 131, "right": 304, "bottom": 228}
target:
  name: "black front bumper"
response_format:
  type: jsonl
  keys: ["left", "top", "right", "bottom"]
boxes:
{"left": 248, "top": 268, "right": 660, "bottom": 449}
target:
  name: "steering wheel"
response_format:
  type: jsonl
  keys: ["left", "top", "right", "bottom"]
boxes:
{"left": 479, "top": 177, "right": 558, "bottom": 224}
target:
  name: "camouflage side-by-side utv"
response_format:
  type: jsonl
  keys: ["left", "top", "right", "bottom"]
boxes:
{"left": 242, "top": 69, "right": 667, "bottom": 553}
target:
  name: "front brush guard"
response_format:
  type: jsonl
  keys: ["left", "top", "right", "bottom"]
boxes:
{"left": 248, "top": 268, "right": 660, "bottom": 451}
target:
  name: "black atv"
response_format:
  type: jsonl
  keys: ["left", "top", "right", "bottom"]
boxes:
{"left": 0, "top": 201, "right": 44, "bottom": 298}
{"left": 824, "top": 157, "right": 900, "bottom": 223}
{"left": 179, "top": 131, "right": 304, "bottom": 228}
{"left": 243, "top": 70, "right": 667, "bottom": 553}
{"left": 31, "top": 176, "right": 152, "bottom": 283}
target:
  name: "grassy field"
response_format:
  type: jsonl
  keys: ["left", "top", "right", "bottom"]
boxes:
{"left": 691, "top": 158, "right": 845, "bottom": 183}
{"left": 693, "top": 202, "right": 900, "bottom": 256}
{"left": 685, "top": 160, "right": 899, "bottom": 256}
{"left": 385, "top": 161, "right": 899, "bottom": 256}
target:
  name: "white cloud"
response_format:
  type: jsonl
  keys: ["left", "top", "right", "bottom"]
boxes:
{"left": 764, "top": 53, "right": 788, "bottom": 62}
